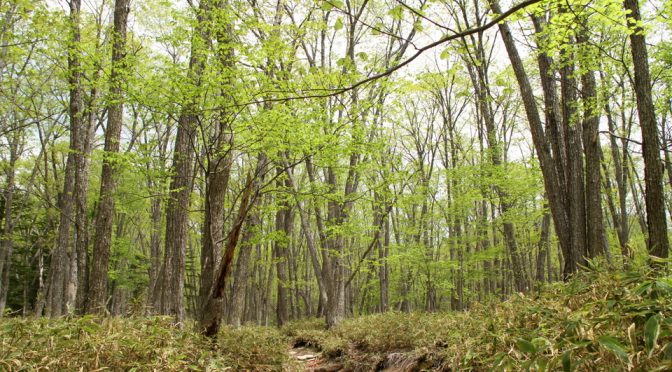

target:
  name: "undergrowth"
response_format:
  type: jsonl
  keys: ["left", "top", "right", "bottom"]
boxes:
{"left": 0, "top": 316, "right": 288, "bottom": 371}
{"left": 1, "top": 264, "right": 671, "bottom": 371}
{"left": 282, "top": 263, "right": 672, "bottom": 371}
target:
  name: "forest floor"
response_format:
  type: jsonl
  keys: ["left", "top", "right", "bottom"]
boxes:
{"left": 1, "top": 263, "right": 671, "bottom": 371}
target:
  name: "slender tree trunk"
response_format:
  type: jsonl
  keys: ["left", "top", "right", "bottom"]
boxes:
{"left": 0, "top": 133, "right": 20, "bottom": 315}
{"left": 273, "top": 163, "right": 296, "bottom": 326}
{"left": 578, "top": 48, "right": 607, "bottom": 258}
{"left": 604, "top": 94, "right": 631, "bottom": 257}
{"left": 74, "top": 79, "right": 99, "bottom": 313}
{"left": 147, "top": 193, "right": 162, "bottom": 312}
{"left": 87, "top": 0, "right": 130, "bottom": 314}
{"left": 489, "top": 0, "right": 575, "bottom": 278}
{"left": 227, "top": 214, "right": 256, "bottom": 327}
{"left": 46, "top": 0, "right": 83, "bottom": 317}
{"left": 624, "top": 0, "right": 669, "bottom": 260}
{"left": 274, "top": 180, "right": 291, "bottom": 326}
{"left": 535, "top": 209, "right": 551, "bottom": 282}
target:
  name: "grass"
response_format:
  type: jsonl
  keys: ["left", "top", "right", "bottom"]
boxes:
{"left": 1, "top": 262, "right": 671, "bottom": 371}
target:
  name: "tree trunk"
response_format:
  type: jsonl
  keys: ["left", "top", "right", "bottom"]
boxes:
{"left": 489, "top": 0, "right": 575, "bottom": 279}
{"left": 535, "top": 209, "right": 551, "bottom": 282}
{"left": 87, "top": 0, "right": 130, "bottom": 314}
{"left": 578, "top": 44, "right": 607, "bottom": 259}
{"left": 159, "top": 0, "right": 211, "bottom": 322}
{"left": 74, "top": 76, "right": 99, "bottom": 314}
{"left": 0, "top": 133, "right": 20, "bottom": 315}
{"left": 46, "top": 0, "right": 83, "bottom": 317}
{"left": 227, "top": 214, "right": 256, "bottom": 327}
{"left": 199, "top": 129, "right": 233, "bottom": 311}
{"left": 201, "top": 172, "right": 255, "bottom": 337}
{"left": 274, "top": 165, "right": 293, "bottom": 326}
{"left": 624, "top": 0, "right": 669, "bottom": 260}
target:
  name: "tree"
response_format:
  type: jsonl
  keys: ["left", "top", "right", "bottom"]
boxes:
{"left": 45, "top": 0, "right": 85, "bottom": 317}
{"left": 87, "top": 0, "right": 131, "bottom": 314}
{"left": 624, "top": 0, "right": 669, "bottom": 261}
{"left": 157, "top": 0, "right": 212, "bottom": 321}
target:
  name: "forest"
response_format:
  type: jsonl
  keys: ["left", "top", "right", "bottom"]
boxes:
{"left": 1, "top": 0, "right": 672, "bottom": 369}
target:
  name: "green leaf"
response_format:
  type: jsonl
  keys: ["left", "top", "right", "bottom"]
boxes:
{"left": 516, "top": 338, "right": 537, "bottom": 354}
{"left": 645, "top": 314, "right": 661, "bottom": 357}
{"left": 319, "top": 0, "right": 333, "bottom": 11}
{"left": 334, "top": 17, "right": 343, "bottom": 31}
{"left": 562, "top": 350, "right": 571, "bottom": 372}
{"left": 440, "top": 48, "right": 450, "bottom": 60}
{"left": 597, "top": 335, "right": 629, "bottom": 362}
{"left": 388, "top": 5, "right": 403, "bottom": 20}
{"left": 413, "top": 20, "right": 423, "bottom": 32}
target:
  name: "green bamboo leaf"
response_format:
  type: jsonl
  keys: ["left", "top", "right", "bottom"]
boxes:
{"left": 562, "top": 350, "right": 571, "bottom": 372}
{"left": 516, "top": 338, "right": 537, "bottom": 354}
{"left": 597, "top": 335, "right": 629, "bottom": 362}
{"left": 645, "top": 314, "right": 661, "bottom": 357}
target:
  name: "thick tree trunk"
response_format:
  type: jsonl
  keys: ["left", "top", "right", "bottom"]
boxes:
{"left": 201, "top": 173, "right": 255, "bottom": 337}
{"left": 87, "top": 0, "right": 130, "bottom": 314}
{"left": 561, "top": 58, "right": 587, "bottom": 273}
{"left": 199, "top": 0, "right": 235, "bottom": 312}
{"left": 624, "top": 0, "right": 669, "bottom": 260}
{"left": 199, "top": 130, "right": 233, "bottom": 311}
{"left": 159, "top": 0, "right": 211, "bottom": 322}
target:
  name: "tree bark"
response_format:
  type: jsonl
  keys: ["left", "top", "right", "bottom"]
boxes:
{"left": 489, "top": 0, "right": 577, "bottom": 279}
{"left": 46, "top": 0, "right": 83, "bottom": 317}
{"left": 624, "top": 0, "right": 669, "bottom": 260}
{"left": 227, "top": 213, "right": 256, "bottom": 327}
{"left": 87, "top": 0, "right": 130, "bottom": 314}
{"left": 578, "top": 40, "right": 607, "bottom": 259}
{"left": 560, "top": 54, "right": 587, "bottom": 273}
{"left": 274, "top": 176, "right": 291, "bottom": 326}
{"left": 159, "top": 0, "right": 211, "bottom": 322}
{"left": 201, "top": 173, "right": 255, "bottom": 337}
{"left": 0, "top": 132, "right": 20, "bottom": 315}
